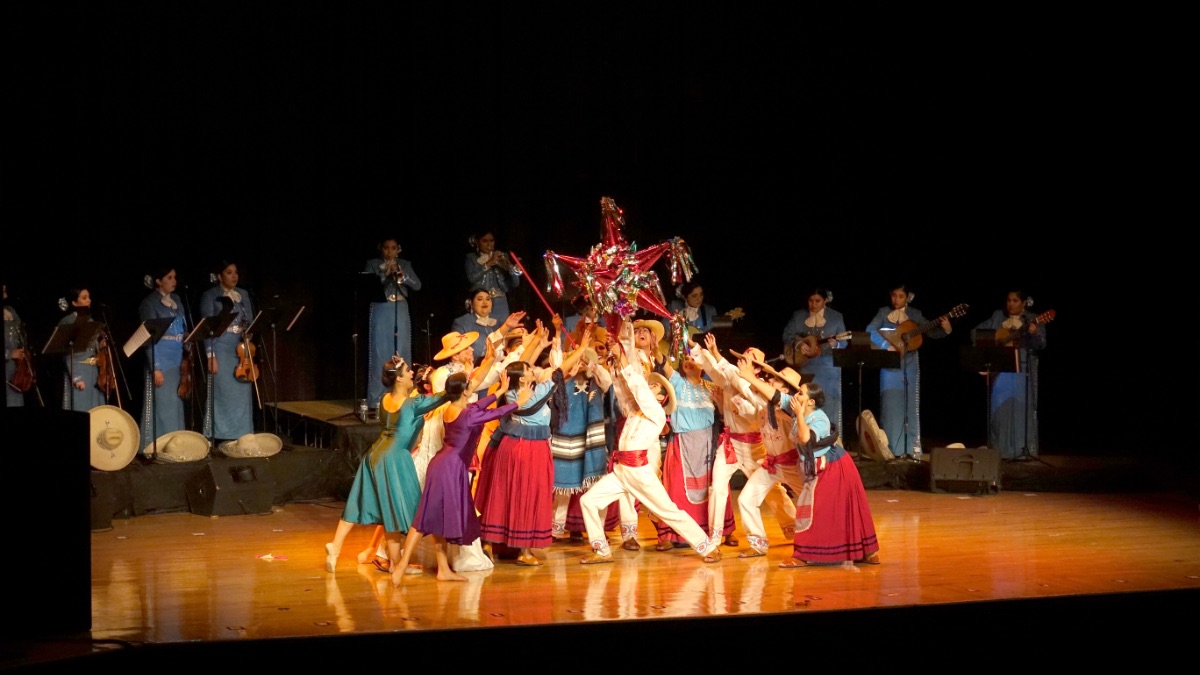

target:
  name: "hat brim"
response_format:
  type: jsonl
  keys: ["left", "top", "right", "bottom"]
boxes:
{"left": 645, "top": 372, "right": 677, "bottom": 416}
{"left": 758, "top": 363, "right": 814, "bottom": 391}
{"left": 90, "top": 405, "right": 141, "bottom": 471}
{"left": 434, "top": 331, "right": 480, "bottom": 360}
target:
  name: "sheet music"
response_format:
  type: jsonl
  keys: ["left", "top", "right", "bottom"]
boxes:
{"left": 123, "top": 324, "right": 151, "bottom": 358}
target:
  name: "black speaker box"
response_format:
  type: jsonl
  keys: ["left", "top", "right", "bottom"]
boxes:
{"left": 930, "top": 446, "right": 1001, "bottom": 494}
{"left": 186, "top": 457, "right": 276, "bottom": 516}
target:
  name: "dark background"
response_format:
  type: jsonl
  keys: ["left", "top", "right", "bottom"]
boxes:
{"left": 6, "top": 5, "right": 1193, "bottom": 458}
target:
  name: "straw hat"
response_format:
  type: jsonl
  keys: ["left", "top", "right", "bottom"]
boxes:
{"left": 645, "top": 371, "right": 677, "bottom": 416}
{"left": 219, "top": 432, "right": 284, "bottom": 459}
{"left": 434, "top": 331, "right": 479, "bottom": 360}
{"left": 90, "top": 405, "right": 140, "bottom": 471}
{"left": 757, "top": 363, "right": 813, "bottom": 392}
{"left": 729, "top": 347, "right": 767, "bottom": 365}
{"left": 632, "top": 319, "right": 665, "bottom": 345}
{"left": 147, "top": 429, "right": 211, "bottom": 463}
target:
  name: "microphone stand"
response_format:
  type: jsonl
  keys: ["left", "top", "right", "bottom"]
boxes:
{"left": 180, "top": 288, "right": 206, "bottom": 430}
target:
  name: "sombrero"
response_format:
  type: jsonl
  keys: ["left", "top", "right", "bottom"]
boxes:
{"left": 632, "top": 319, "right": 666, "bottom": 345}
{"left": 757, "top": 363, "right": 813, "bottom": 392}
{"left": 729, "top": 347, "right": 767, "bottom": 365}
{"left": 433, "top": 331, "right": 479, "bottom": 360}
{"left": 90, "top": 405, "right": 140, "bottom": 471}
{"left": 147, "top": 429, "right": 211, "bottom": 463}
{"left": 219, "top": 432, "right": 284, "bottom": 459}
{"left": 645, "top": 371, "right": 677, "bottom": 416}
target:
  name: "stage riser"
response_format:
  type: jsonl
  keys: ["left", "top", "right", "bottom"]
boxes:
{"left": 93, "top": 447, "right": 356, "bottom": 519}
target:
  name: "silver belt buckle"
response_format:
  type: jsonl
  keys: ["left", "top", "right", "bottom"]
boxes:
{"left": 489, "top": 288, "right": 502, "bottom": 298}
{"left": 228, "top": 325, "right": 242, "bottom": 334}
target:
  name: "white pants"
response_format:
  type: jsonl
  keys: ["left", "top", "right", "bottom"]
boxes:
{"left": 729, "top": 438, "right": 796, "bottom": 539}
{"left": 580, "top": 461, "right": 712, "bottom": 557}
{"left": 737, "top": 462, "right": 803, "bottom": 552}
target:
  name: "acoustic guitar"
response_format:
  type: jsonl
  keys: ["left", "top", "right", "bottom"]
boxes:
{"left": 784, "top": 331, "right": 853, "bottom": 368}
{"left": 882, "top": 304, "right": 969, "bottom": 353}
{"left": 994, "top": 309, "right": 1056, "bottom": 347}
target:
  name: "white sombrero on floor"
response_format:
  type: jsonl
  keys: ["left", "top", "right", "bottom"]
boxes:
{"left": 219, "top": 432, "right": 284, "bottom": 458}
{"left": 90, "top": 405, "right": 140, "bottom": 471}
{"left": 145, "top": 429, "right": 211, "bottom": 463}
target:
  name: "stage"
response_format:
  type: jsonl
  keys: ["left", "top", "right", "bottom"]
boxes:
{"left": 5, "top": 402, "right": 1199, "bottom": 672}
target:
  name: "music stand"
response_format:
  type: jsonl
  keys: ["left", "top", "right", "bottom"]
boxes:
{"left": 123, "top": 316, "right": 176, "bottom": 458}
{"left": 190, "top": 299, "right": 236, "bottom": 450}
{"left": 261, "top": 303, "right": 306, "bottom": 435}
{"left": 959, "top": 345, "right": 1043, "bottom": 464}
{"left": 833, "top": 344, "right": 901, "bottom": 458}
{"left": 41, "top": 317, "right": 103, "bottom": 411}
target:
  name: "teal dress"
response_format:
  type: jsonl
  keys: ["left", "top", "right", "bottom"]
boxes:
{"left": 342, "top": 390, "right": 449, "bottom": 533}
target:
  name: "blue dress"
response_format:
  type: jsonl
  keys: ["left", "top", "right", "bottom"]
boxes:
{"left": 412, "top": 394, "right": 518, "bottom": 545}
{"left": 137, "top": 291, "right": 188, "bottom": 449}
{"left": 342, "top": 390, "right": 449, "bottom": 532}
{"left": 199, "top": 285, "right": 255, "bottom": 440}
{"left": 781, "top": 307, "right": 848, "bottom": 440}
{"left": 57, "top": 311, "right": 105, "bottom": 412}
{"left": 973, "top": 310, "right": 1047, "bottom": 459}
{"left": 364, "top": 257, "right": 421, "bottom": 408}
{"left": 4, "top": 304, "right": 25, "bottom": 408}
{"left": 464, "top": 252, "right": 520, "bottom": 320}
{"left": 865, "top": 305, "right": 947, "bottom": 457}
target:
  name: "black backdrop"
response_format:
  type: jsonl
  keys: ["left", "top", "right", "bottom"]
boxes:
{"left": 6, "top": 5, "right": 1194, "bottom": 459}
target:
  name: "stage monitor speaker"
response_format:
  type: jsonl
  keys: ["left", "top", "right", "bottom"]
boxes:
{"left": 186, "top": 458, "right": 276, "bottom": 516}
{"left": 930, "top": 446, "right": 1001, "bottom": 495}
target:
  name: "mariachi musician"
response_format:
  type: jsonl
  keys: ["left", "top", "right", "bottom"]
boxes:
{"left": 4, "top": 282, "right": 32, "bottom": 408}
{"left": 56, "top": 286, "right": 108, "bottom": 412}
{"left": 780, "top": 287, "right": 848, "bottom": 440}
{"left": 137, "top": 265, "right": 190, "bottom": 451}
{"left": 200, "top": 259, "right": 257, "bottom": 444}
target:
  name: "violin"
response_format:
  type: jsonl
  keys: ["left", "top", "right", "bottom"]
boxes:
{"left": 178, "top": 343, "right": 194, "bottom": 398}
{"left": 96, "top": 332, "right": 117, "bottom": 399}
{"left": 235, "top": 336, "right": 259, "bottom": 383}
{"left": 9, "top": 323, "right": 35, "bottom": 394}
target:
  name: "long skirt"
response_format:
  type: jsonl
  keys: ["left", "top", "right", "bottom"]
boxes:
{"left": 790, "top": 452, "right": 880, "bottom": 564}
{"left": 475, "top": 435, "right": 554, "bottom": 548}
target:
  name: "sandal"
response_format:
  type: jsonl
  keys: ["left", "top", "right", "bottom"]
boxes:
{"left": 515, "top": 554, "right": 544, "bottom": 567}
{"left": 702, "top": 547, "right": 723, "bottom": 563}
{"left": 778, "top": 558, "right": 808, "bottom": 569}
{"left": 859, "top": 552, "right": 881, "bottom": 565}
{"left": 403, "top": 564, "right": 424, "bottom": 576}
{"left": 737, "top": 548, "right": 765, "bottom": 558}
{"left": 723, "top": 534, "right": 739, "bottom": 547}
{"left": 371, "top": 557, "right": 392, "bottom": 574}
{"left": 654, "top": 540, "right": 675, "bottom": 552}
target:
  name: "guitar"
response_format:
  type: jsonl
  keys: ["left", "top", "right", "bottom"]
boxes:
{"left": 882, "top": 304, "right": 969, "bottom": 353}
{"left": 784, "top": 331, "right": 853, "bottom": 368}
{"left": 994, "top": 309, "right": 1056, "bottom": 347}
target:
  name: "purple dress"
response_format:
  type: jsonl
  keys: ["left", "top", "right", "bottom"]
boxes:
{"left": 412, "top": 394, "right": 518, "bottom": 544}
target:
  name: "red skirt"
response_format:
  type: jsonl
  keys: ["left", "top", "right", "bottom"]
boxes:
{"left": 791, "top": 452, "right": 879, "bottom": 563}
{"left": 475, "top": 435, "right": 555, "bottom": 548}
{"left": 655, "top": 434, "right": 735, "bottom": 543}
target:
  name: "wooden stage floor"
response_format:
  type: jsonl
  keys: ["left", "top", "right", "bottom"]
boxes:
{"left": 8, "top": 482, "right": 1199, "bottom": 672}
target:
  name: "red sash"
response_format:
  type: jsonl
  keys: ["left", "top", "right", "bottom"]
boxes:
{"left": 609, "top": 449, "right": 650, "bottom": 471}
{"left": 717, "top": 428, "right": 762, "bottom": 464}
{"left": 763, "top": 448, "right": 799, "bottom": 475}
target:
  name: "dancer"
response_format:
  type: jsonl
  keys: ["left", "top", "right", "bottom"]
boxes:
{"left": 578, "top": 318, "right": 722, "bottom": 564}
{"left": 391, "top": 363, "right": 533, "bottom": 585}
{"left": 324, "top": 356, "right": 449, "bottom": 573}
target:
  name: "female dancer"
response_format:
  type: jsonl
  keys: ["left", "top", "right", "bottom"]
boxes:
{"left": 391, "top": 363, "right": 533, "bottom": 585}
{"left": 325, "top": 356, "right": 449, "bottom": 573}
